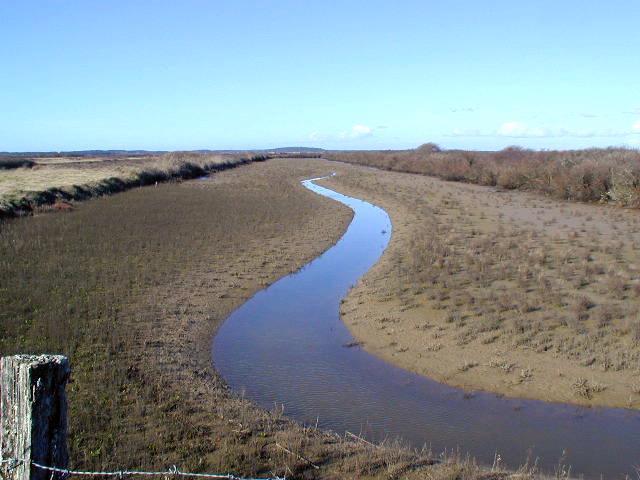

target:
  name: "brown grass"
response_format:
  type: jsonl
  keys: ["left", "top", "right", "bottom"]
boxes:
{"left": 0, "top": 152, "right": 267, "bottom": 219}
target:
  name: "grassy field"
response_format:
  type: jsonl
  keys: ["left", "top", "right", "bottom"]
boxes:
{"left": 321, "top": 162, "right": 640, "bottom": 408}
{"left": 0, "top": 158, "right": 513, "bottom": 479}
{"left": 0, "top": 152, "right": 264, "bottom": 218}
{"left": 327, "top": 145, "right": 640, "bottom": 208}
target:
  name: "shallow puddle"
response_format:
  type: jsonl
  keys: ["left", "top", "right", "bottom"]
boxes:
{"left": 213, "top": 176, "right": 640, "bottom": 479}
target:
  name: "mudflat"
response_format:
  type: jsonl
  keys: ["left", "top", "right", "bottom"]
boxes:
{"left": 7, "top": 155, "right": 633, "bottom": 477}
{"left": 3, "top": 158, "right": 479, "bottom": 479}
{"left": 321, "top": 162, "right": 640, "bottom": 409}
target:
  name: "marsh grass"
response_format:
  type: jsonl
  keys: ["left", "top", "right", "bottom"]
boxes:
{"left": 397, "top": 201, "right": 640, "bottom": 380}
{"left": 0, "top": 152, "right": 266, "bottom": 218}
{"left": 329, "top": 166, "right": 640, "bottom": 405}
{"left": 0, "top": 161, "right": 342, "bottom": 473}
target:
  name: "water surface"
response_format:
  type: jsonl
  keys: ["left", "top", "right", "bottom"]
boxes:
{"left": 213, "top": 177, "right": 640, "bottom": 479}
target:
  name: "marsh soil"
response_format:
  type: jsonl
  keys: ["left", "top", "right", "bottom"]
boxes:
{"left": 320, "top": 163, "right": 640, "bottom": 409}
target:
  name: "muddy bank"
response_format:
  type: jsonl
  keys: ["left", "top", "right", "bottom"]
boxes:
{"left": 320, "top": 162, "right": 640, "bottom": 409}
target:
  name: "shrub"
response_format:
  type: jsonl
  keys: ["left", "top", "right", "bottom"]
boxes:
{"left": 327, "top": 146, "right": 640, "bottom": 208}
{"left": 0, "top": 157, "right": 35, "bottom": 169}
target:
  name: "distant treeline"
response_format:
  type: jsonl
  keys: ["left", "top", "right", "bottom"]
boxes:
{"left": 327, "top": 144, "right": 640, "bottom": 207}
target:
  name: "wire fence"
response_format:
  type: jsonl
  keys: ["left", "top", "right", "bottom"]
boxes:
{"left": 0, "top": 458, "right": 285, "bottom": 480}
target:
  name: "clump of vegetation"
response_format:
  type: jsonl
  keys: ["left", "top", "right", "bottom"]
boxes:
{"left": 327, "top": 145, "right": 640, "bottom": 207}
{"left": 572, "top": 377, "right": 607, "bottom": 399}
{"left": 458, "top": 360, "right": 479, "bottom": 372}
{"left": 0, "top": 157, "right": 35, "bottom": 169}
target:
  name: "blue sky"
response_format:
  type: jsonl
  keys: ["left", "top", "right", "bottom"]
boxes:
{"left": 1, "top": 1, "right": 639, "bottom": 151}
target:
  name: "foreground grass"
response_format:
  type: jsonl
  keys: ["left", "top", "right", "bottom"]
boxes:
{"left": 0, "top": 152, "right": 265, "bottom": 218}
{"left": 0, "top": 158, "right": 520, "bottom": 479}
{"left": 327, "top": 145, "right": 640, "bottom": 208}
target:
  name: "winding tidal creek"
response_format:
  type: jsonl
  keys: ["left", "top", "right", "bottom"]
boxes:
{"left": 213, "top": 176, "right": 640, "bottom": 479}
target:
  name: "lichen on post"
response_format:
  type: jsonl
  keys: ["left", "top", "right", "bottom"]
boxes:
{"left": 1, "top": 355, "right": 70, "bottom": 480}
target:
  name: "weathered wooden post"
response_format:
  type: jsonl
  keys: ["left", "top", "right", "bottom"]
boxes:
{"left": 1, "top": 355, "right": 70, "bottom": 480}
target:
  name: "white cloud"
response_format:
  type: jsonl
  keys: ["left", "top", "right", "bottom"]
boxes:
{"left": 341, "top": 124, "right": 373, "bottom": 139}
{"left": 308, "top": 131, "right": 325, "bottom": 142}
{"left": 496, "top": 121, "right": 547, "bottom": 138}
{"left": 307, "top": 124, "right": 377, "bottom": 144}
{"left": 448, "top": 122, "right": 640, "bottom": 139}
{"left": 450, "top": 128, "right": 482, "bottom": 137}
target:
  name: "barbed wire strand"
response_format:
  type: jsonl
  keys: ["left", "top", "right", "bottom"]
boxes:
{"left": 1, "top": 459, "right": 284, "bottom": 480}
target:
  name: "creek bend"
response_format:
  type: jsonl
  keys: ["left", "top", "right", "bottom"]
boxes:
{"left": 213, "top": 176, "right": 640, "bottom": 479}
